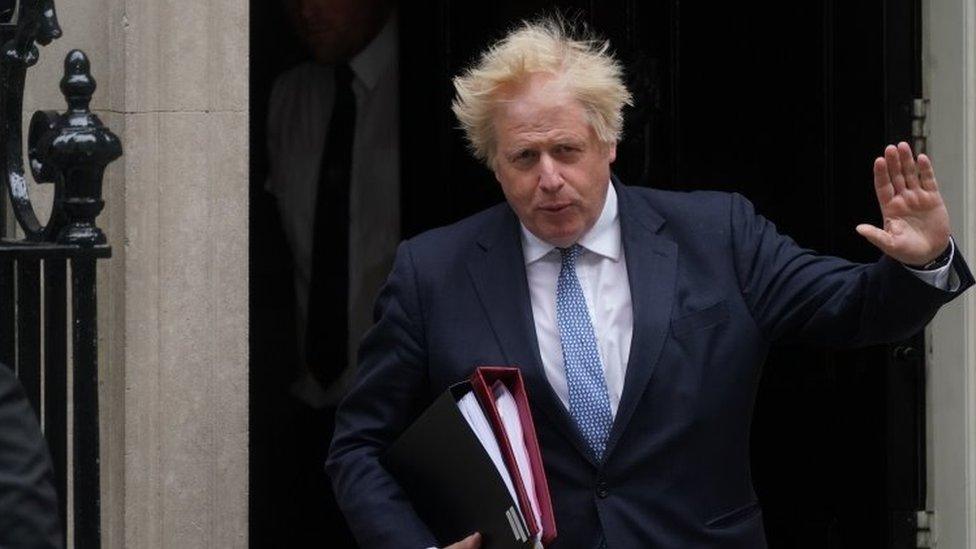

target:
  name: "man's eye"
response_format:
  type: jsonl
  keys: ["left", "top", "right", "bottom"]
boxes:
{"left": 554, "top": 145, "right": 580, "bottom": 155}
{"left": 513, "top": 150, "right": 536, "bottom": 162}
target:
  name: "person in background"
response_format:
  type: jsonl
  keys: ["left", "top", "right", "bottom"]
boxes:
{"left": 269, "top": 0, "right": 399, "bottom": 410}
{"left": 0, "top": 362, "right": 61, "bottom": 548}
{"left": 264, "top": 0, "right": 399, "bottom": 542}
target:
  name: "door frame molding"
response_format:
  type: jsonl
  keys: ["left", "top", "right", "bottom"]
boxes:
{"left": 923, "top": 0, "right": 976, "bottom": 545}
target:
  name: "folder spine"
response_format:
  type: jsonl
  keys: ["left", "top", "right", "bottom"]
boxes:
{"left": 472, "top": 375, "right": 538, "bottom": 537}
{"left": 469, "top": 367, "right": 557, "bottom": 545}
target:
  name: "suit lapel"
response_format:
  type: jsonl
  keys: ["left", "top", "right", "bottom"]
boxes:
{"left": 466, "top": 208, "right": 598, "bottom": 466}
{"left": 604, "top": 183, "right": 678, "bottom": 460}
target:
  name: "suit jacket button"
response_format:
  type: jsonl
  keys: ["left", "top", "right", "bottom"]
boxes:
{"left": 596, "top": 480, "right": 609, "bottom": 499}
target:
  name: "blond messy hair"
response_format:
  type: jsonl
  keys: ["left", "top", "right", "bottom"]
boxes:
{"left": 452, "top": 16, "right": 633, "bottom": 167}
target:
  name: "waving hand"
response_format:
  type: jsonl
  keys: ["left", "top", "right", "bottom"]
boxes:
{"left": 855, "top": 142, "right": 951, "bottom": 266}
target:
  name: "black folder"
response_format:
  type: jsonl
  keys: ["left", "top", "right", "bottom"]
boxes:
{"left": 382, "top": 383, "right": 539, "bottom": 548}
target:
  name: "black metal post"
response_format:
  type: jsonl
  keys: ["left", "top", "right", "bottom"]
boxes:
{"left": 0, "top": 257, "right": 13, "bottom": 366}
{"left": 44, "top": 257, "right": 68, "bottom": 542}
{"left": 71, "top": 256, "right": 100, "bottom": 548}
{"left": 16, "top": 258, "right": 41, "bottom": 413}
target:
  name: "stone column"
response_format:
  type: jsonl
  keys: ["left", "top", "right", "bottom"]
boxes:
{"left": 22, "top": 0, "right": 249, "bottom": 546}
{"left": 924, "top": 0, "right": 976, "bottom": 546}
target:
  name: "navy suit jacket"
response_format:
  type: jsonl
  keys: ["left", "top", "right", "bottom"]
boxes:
{"left": 327, "top": 181, "right": 973, "bottom": 548}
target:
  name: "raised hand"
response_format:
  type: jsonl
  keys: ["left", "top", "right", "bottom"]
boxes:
{"left": 855, "top": 142, "right": 951, "bottom": 266}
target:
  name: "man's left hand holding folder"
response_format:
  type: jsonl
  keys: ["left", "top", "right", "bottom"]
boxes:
{"left": 438, "top": 532, "right": 482, "bottom": 549}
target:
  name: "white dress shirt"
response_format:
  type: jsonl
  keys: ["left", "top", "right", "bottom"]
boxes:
{"left": 522, "top": 184, "right": 632, "bottom": 416}
{"left": 266, "top": 14, "right": 400, "bottom": 405}
{"left": 521, "top": 184, "right": 957, "bottom": 418}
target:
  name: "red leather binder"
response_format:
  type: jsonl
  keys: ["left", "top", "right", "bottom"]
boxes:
{"left": 469, "top": 367, "right": 557, "bottom": 546}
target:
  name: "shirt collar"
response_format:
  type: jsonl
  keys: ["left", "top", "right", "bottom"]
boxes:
{"left": 520, "top": 182, "right": 622, "bottom": 264}
{"left": 348, "top": 11, "right": 397, "bottom": 92}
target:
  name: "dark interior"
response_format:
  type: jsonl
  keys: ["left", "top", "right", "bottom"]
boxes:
{"left": 250, "top": 1, "right": 926, "bottom": 546}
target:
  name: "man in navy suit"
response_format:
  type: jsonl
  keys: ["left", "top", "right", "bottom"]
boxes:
{"left": 326, "top": 18, "right": 973, "bottom": 548}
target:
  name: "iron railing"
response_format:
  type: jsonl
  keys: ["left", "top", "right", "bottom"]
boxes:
{"left": 1, "top": 1, "right": 121, "bottom": 547}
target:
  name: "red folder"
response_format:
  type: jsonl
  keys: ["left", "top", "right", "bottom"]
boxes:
{"left": 469, "top": 367, "right": 558, "bottom": 545}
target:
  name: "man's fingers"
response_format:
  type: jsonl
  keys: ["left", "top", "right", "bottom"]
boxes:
{"left": 885, "top": 145, "right": 905, "bottom": 193}
{"left": 873, "top": 157, "right": 894, "bottom": 204}
{"left": 918, "top": 153, "right": 939, "bottom": 191}
{"left": 856, "top": 223, "right": 893, "bottom": 252}
{"left": 897, "top": 142, "right": 920, "bottom": 189}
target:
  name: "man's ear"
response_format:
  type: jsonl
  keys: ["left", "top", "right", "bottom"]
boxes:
{"left": 607, "top": 142, "right": 618, "bottom": 164}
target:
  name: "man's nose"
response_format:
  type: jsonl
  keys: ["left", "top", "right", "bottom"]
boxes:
{"left": 538, "top": 154, "right": 563, "bottom": 192}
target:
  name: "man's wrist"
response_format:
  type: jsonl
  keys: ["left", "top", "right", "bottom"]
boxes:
{"left": 908, "top": 237, "right": 954, "bottom": 270}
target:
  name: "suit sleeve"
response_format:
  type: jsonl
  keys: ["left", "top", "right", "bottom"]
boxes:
{"left": 0, "top": 363, "right": 62, "bottom": 549}
{"left": 326, "top": 241, "right": 439, "bottom": 549}
{"left": 729, "top": 193, "right": 974, "bottom": 346}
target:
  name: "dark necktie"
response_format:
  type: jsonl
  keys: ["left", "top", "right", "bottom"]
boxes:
{"left": 557, "top": 245, "right": 614, "bottom": 462}
{"left": 306, "top": 64, "right": 355, "bottom": 389}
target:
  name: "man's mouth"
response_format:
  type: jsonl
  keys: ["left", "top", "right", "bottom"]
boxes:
{"left": 539, "top": 203, "right": 571, "bottom": 213}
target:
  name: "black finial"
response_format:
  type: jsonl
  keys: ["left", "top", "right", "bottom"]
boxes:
{"left": 25, "top": 48, "right": 123, "bottom": 246}
{"left": 60, "top": 49, "right": 95, "bottom": 112}
{"left": 36, "top": 0, "right": 63, "bottom": 45}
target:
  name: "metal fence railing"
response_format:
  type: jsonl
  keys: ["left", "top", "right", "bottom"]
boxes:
{"left": 1, "top": 1, "right": 121, "bottom": 547}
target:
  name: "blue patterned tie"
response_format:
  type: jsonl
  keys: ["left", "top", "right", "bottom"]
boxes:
{"left": 556, "top": 245, "right": 614, "bottom": 462}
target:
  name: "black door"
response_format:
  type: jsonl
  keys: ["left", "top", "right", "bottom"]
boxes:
{"left": 250, "top": 1, "right": 927, "bottom": 546}
{"left": 399, "top": 1, "right": 926, "bottom": 546}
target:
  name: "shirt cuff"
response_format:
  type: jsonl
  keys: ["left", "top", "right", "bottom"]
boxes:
{"left": 903, "top": 238, "right": 960, "bottom": 292}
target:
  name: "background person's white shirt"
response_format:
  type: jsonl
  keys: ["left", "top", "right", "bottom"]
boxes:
{"left": 266, "top": 15, "right": 400, "bottom": 407}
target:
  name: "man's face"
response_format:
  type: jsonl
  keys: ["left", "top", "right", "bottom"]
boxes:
{"left": 492, "top": 74, "right": 616, "bottom": 248}
{"left": 285, "top": 0, "right": 391, "bottom": 64}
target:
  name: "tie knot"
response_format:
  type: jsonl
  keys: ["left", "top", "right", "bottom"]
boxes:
{"left": 559, "top": 244, "right": 583, "bottom": 266}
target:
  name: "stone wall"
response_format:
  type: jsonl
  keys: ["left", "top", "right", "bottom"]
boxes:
{"left": 21, "top": 0, "right": 249, "bottom": 546}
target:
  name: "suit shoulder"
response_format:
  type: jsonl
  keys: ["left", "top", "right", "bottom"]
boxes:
{"left": 402, "top": 202, "right": 511, "bottom": 261}
{"left": 626, "top": 186, "right": 738, "bottom": 223}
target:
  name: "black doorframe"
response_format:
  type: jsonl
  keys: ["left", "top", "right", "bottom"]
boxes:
{"left": 881, "top": 0, "right": 928, "bottom": 545}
